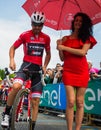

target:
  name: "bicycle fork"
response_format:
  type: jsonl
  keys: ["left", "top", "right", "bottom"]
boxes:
{"left": 15, "top": 91, "right": 31, "bottom": 122}
{"left": 16, "top": 97, "right": 24, "bottom": 122}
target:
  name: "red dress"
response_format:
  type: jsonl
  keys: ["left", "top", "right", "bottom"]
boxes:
{"left": 62, "top": 36, "right": 97, "bottom": 87}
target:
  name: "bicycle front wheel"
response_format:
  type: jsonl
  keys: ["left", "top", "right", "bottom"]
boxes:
{"left": 10, "top": 89, "right": 32, "bottom": 130}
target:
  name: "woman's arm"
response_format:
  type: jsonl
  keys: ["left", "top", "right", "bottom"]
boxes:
{"left": 57, "top": 43, "right": 91, "bottom": 56}
{"left": 57, "top": 39, "right": 64, "bottom": 61}
{"left": 58, "top": 50, "right": 64, "bottom": 61}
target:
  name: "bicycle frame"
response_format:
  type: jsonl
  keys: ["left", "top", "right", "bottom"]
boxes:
{"left": 15, "top": 68, "right": 45, "bottom": 118}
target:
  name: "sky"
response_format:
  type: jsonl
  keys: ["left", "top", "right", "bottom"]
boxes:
{"left": 0, "top": 0, "right": 101, "bottom": 71}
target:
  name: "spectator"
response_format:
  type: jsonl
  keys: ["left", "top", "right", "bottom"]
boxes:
{"left": 53, "top": 63, "right": 63, "bottom": 84}
{"left": 88, "top": 61, "right": 100, "bottom": 79}
{"left": 44, "top": 68, "right": 54, "bottom": 84}
{"left": 98, "top": 61, "right": 101, "bottom": 75}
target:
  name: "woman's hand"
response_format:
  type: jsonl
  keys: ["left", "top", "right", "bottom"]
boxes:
{"left": 56, "top": 39, "right": 64, "bottom": 50}
{"left": 57, "top": 39, "right": 62, "bottom": 45}
{"left": 57, "top": 44, "right": 65, "bottom": 51}
{"left": 57, "top": 39, "right": 65, "bottom": 51}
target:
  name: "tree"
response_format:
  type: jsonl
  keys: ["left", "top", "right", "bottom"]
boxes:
{"left": 0, "top": 69, "right": 5, "bottom": 79}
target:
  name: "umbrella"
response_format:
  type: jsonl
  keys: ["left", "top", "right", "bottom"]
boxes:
{"left": 22, "top": 0, "right": 101, "bottom": 30}
{"left": 22, "top": 0, "right": 41, "bottom": 17}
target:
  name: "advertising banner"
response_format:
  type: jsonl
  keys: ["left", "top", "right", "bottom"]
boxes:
{"left": 84, "top": 79, "right": 101, "bottom": 115}
{"left": 40, "top": 79, "right": 101, "bottom": 115}
{"left": 40, "top": 83, "right": 66, "bottom": 110}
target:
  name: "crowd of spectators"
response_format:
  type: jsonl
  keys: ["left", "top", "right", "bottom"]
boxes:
{"left": 44, "top": 63, "right": 63, "bottom": 85}
{"left": 43, "top": 61, "right": 101, "bottom": 86}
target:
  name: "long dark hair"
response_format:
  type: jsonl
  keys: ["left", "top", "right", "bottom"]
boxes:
{"left": 71, "top": 12, "right": 93, "bottom": 43}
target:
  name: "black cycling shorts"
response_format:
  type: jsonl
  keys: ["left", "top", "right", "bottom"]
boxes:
{"left": 14, "top": 61, "right": 43, "bottom": 96}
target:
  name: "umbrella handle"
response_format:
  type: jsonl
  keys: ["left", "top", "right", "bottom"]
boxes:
{"left": 59, "top": 29, "right": 63, "bottom": 39}
{"left": 60, "top": 29, "right": 62, "bottom": 38}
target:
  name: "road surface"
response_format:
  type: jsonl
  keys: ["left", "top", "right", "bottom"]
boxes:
{"left": 0, "top": 106, "right": 100, "bottom": 130}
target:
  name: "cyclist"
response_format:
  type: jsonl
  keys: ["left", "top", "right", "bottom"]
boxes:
{"left": 1, "top": 11, "right": 51, "bottom": 130}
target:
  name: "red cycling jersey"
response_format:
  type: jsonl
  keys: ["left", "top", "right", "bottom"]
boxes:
{"left": 13, "top": 30, "right": 50, "bottom": 65}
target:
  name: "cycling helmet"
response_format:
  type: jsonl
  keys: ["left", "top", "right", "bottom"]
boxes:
{"left": 31, "top": 11, "right": 45, "bottom": 24}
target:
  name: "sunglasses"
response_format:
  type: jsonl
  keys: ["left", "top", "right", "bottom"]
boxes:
{"left": 32, "top": 22, "right": 44, "bottom": 27}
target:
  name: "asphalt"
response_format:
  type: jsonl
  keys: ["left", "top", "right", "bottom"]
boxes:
{"left": 0, "top": 106, "right": 100, "bottom": 130}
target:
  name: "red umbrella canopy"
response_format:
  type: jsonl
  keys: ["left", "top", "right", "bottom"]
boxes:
{"left": 22, "top": 0, "right": 41, "bottom": 17}
{"left": 22, "top": 0, "right": 101, "bottom": 30}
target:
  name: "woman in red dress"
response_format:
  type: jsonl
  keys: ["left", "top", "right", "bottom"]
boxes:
{"left": 57, "top": 12, "right": 97, "bottom": 130}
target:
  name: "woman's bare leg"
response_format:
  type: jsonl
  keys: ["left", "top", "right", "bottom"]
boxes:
{"left": 75, "top": 87, "right": 86, "bottom": 130}
{"left": 65, "top": 85, "right": 75, "bottom": 130}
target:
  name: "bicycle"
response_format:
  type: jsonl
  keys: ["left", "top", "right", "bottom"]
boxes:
{"left": 2, "top": 69, "right": 45, "bottom": 130}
